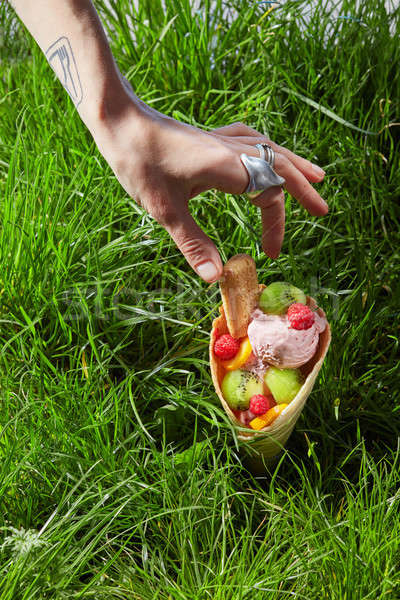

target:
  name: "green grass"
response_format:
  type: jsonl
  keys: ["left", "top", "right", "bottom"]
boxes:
{"left": 1, "top": 0, "right": 400, "bottom": 598}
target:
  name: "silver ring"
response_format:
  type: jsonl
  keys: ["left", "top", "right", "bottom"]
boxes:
{"left": 255, "top": 143, "right": 266, "bottom": 161}
{"left": 263, "top": 144, "right": 275, "bottom": 167}
{"left": 240, "top": 152, "right": 285, "bottom": 198}
{"left": 256, "top": 143, "right": 275, "bottom": 167}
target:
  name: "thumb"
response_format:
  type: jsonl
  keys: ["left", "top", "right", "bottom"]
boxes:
{"left": 164, "top": 209, "right": 223, "bottom": 283}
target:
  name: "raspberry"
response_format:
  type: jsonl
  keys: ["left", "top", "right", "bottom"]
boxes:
{"left": 287, "top": 303, "right": 315, "bottom": 330}
{"left": 249, "top": 394, "right": 276, "bottom": 416}
{"left": 214, "top": 334, "right": 240, "bottom": 360}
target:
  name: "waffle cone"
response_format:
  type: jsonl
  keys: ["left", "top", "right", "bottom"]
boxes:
{"left": 210, "top": 284, "right": 331, "bottom": 472}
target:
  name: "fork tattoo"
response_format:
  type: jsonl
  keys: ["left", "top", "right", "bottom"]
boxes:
{"left": 46, "top": 37, "right": 82, "bottom": 106}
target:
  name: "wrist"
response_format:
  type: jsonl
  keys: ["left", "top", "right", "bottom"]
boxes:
{"left": 81, "top": 73, "right": 154, "bottom": 170}
{"left": 78, "top": 67, "right": 141, "bottom": 131}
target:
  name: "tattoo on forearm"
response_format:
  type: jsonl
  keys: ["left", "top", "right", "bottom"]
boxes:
{"left": 46, "top": 37, "right": 83, "bottom": 107}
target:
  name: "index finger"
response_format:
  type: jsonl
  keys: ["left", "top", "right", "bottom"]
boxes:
{"left": 258, "top": 189, "right": 286, "bottom": 259}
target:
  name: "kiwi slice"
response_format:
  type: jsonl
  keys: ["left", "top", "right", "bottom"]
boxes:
{"left": 221, "top": 369, "right": 263, "bottom": 411}
{"left": 264, "top": 367, "right": 303, "bottom": 404}
{"left": 259, "top": 282, "right": 306, "bottom": 315}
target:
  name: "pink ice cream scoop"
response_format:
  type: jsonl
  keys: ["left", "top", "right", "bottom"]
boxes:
{"left": 247, "top": 308, "right": 327, "bottom": 369}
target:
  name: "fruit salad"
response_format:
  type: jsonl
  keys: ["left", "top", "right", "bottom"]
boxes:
{"left": 213, "top": 280, "right": 328, "bottom": 430}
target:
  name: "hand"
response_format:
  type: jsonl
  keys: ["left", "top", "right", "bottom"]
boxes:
{"left": 90, "top": 82, "right": 328, "bottom": 283}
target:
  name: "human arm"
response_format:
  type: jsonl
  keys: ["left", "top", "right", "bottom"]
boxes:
{"left": 9, "top": 0, "right": 328, "bottom": 282}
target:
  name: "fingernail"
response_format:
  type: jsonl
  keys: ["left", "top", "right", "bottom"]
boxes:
{"left": 196, "top": 261, "right": 219, "bottom": 282}
{"left": 312, "top": 163, "right": 325, "bottom": 177}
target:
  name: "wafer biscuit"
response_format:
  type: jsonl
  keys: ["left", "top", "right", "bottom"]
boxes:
{"left": 219, "top": 254, "right": 259, "bottom": 339}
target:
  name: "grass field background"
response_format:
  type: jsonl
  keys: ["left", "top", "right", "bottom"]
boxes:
{"left": 1, "top": 0, "right": 400, "bottom": 598}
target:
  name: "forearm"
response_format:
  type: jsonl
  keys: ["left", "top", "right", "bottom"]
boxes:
{"left": 9, "top": 0, "right": 135, "bottom": 127}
